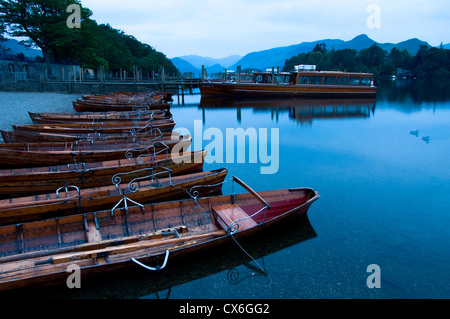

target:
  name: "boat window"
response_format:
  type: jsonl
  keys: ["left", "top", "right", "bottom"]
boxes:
{"left": 348, "top": 77, "right": 360, "bottom": 85}
{"left": 324, "top": 106, "right": 335, "bottom": 114}
{"left": 324, "top": 76, "right": 336, "bottom": 85}
{"left": 278, "top": 75, "right": 290, "bottom": 84}
{"left": 360, "top": 77, "right": 371, "bottom": 86}
{"left": 255, "top": 74, "right": 264, "bottom": 83}
{"left": 298, "top": 76, "right": 310, "bottom": 84}
{"left": 311, "top": 76, "right": 323, "bottom": 84}
{"left": 336, "top": 76, "right": 348, "bottom": 85}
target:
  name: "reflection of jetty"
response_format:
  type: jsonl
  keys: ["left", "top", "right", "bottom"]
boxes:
{"left": 199, "top": 97, "right": 376, "bottom": 123}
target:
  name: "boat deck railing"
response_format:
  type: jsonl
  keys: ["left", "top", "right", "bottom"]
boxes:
{"left": 125, "top": 139, "right": 169, "bottom": 161}
{"left": 112, "top": 166, "right": 173, "bottom": 192}
{"left": 110, "top": 166, "right": 173, "bottom": 215}
{"left": 135, "top": 140, "right": 170, "bottom": 164}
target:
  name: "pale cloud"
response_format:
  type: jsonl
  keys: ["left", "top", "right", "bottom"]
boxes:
{"left": 81, "top": 0, "right": 450, "bottom": 58}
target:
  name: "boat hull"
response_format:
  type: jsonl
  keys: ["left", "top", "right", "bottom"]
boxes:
{"left": 28, "top": 111, "right": 171, "bottom": 124}
{"left": 73, "top": 101, "right": 171, "bottom": 113}
{"left": 198, "top": 82, "right": 377, "bottom": 98}
{"left": 0, "top": 168, "right": 227, "bottom": 226}
{"left": 0, "top": 135, "right": 191, "bottom": 168}
{"left": 1, "top": 129, "right": 177, "bottom": 143}
{"left": 12, "top": 120, "right": 175, "bottom": 135}
{"left": 0, "top": 151, "right": 206, "bottom": 198}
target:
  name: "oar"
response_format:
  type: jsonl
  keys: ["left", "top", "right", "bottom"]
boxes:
{"left": 35, "top": 230, "right": 227, "bottom": 265}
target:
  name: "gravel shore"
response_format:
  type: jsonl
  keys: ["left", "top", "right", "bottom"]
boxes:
{"left": 0, "top": 92, "right": 80, "bottom": 136}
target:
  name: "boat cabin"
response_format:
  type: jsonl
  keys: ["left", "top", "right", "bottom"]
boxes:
{"left": 253, "top": 71, "right": 291, "bottom": 84}
{"left": 291, "top": 71, "right": 374, "bottom": 86}
{"left": 252, "top": 67, "right": 374, "bottom": 87}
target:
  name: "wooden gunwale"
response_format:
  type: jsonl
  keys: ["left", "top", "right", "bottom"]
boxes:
{"left": 0, "top": 150, "right": 206, "bottom": 197}
{"left": 0, "top": 135, "right": 192, "bottom": 168}
{"left": 13, "top": 120, "right": 175, "bottom": 134}
{"left": 28, "top": 111, "right": 171, "bottom": 124}
{"left": 73, "top": 101, "right": 171, "bottom": 113}
{"left": 0, "top": 168, "right": 228, "bottom": 226}
{"left": 1, "top": 129, "right": 178, "bottom": 143}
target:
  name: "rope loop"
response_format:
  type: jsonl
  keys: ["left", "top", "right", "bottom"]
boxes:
{"left": 131, "top": 250, "right": 170, "bottom": 271}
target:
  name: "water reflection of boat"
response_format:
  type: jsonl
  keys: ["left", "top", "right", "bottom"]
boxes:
{"left": 142, "top": 213, "right": 318, "bottom": 299}
{"left": 199, "top": 97, "right": 376, "bottom": 123}
{"left": 4, "top": 212, "right": 317, "bottom": 299}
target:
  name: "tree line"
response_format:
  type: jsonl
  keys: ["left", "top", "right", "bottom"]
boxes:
{"left": 0, "top": 0, "right": 177, "bottom": 76}
{"left": 283, "top": 43, "right": 450, "bottom": 79}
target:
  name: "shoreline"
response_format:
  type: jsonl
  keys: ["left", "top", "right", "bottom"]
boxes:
{"left": 0, "top": 92, "right": 80, "bottom": 138}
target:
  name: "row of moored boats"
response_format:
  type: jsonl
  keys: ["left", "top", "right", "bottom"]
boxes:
{"left": 0, "top": 91, "right": 319, "bottom": 291}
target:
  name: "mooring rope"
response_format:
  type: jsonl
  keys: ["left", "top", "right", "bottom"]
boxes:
{"left": 164, "top": 177, "right": 274, "bottom": 296}
{"left": 169, "top": 177, "right": 234, "bottom": 228}
{"left": 174, "top": 178, "right": 273, "bottom": 289}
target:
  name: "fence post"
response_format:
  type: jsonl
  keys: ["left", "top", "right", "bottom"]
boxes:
{"left": 160, "top": 67, "right": 165, "bottom": 91}
{"left": 237, "top": 65, "right": 241, "bottom": 84}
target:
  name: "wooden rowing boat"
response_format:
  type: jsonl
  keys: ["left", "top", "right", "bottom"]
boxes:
{"left": 72, "top": 91, "right": 173, "bottom": 113}
{"left": 81, "top": 91, "right": 172, "bottom": 105}
{"left": 0, "top": 135, "right": 191, "bottom": 168}
{"left": 0, "top": 177, "right": 319, "bottom": 291}
{"left": 73, "top": 100, "right": 171, "bottom": 113}
{"left": 12, "top": 119, "right": 176, "bottom": 135}
{"left": 1, "top": 128, "right": 177, "bottom": 143}
{"left": 28, "top": 110, "right": 172, "bottom": 124}
{"left": 0, "top": 150, "right": 206, "bottom": 198}
{"left": 0, "top": 168, "right": 228, "bottom": 226}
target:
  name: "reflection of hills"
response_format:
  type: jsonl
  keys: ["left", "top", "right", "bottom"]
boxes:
{"left": 11, "top": 213, "right": 316, "bottom": 299}
{"left": 377, "top": 79, "right": 450, "bottom": 107}
{"left": 200, "top": 97, "right": 376, "bottom": 123}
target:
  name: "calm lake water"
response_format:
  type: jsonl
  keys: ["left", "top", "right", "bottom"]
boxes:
{"left": 15, "top": 79, "right": 450, "bottom": 300}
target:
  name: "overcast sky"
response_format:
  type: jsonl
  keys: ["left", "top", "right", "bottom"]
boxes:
{"left": 81, "top": 0, "right": 449, "bottom": 59}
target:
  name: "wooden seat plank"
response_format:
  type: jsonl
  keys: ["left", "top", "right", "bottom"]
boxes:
{"left": 212, "top": 204, "right": 257, "bottom": 232}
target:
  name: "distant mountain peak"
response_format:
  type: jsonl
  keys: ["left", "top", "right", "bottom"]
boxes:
{"left": 176, "top": 54, "right": 242, "bottom": 69}
{"left": 174, "top": 34, "right": 434, "bottom": 73}
{"left": 0, "top": 38, "right": 42, "bottom": 58}
{"left": 352, "top": 34, "right": 370, "bottom": 40}
{"left": 228, "top": 34, "right": 431, "bottom": 70}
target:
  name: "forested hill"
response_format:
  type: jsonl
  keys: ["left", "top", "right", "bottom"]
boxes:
{"left": 0, "top": 1, "right": 177, "bottom": 75}
{"left": 230, "top": 34, "right": 431, "bottom": 71}
{"left": 283, "top": 42, "right": 450, "bottom": 78}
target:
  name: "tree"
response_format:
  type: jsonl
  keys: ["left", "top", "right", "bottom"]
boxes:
{"left": 388, "top": 47, "right": 412, "bottom": 70}
{"left": 0, "top": 1, "right": 178, "bottom": 75}
{"left": 0, "top": 0, "right": 92, "bottom": 62}
{"left": 359, "top": 44, "right": 387, "bottom": 70}
{"left": 313, "top": 42, "right": 327, "bottom": 54}
{"left": 330, "top": 49, "right": 360, "bottom": 71}
{"left": 0, "top": 18, "right": 5, "bottom": 41}
{"left": 413, "top": 46, "right": 450, "bottom": 78}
